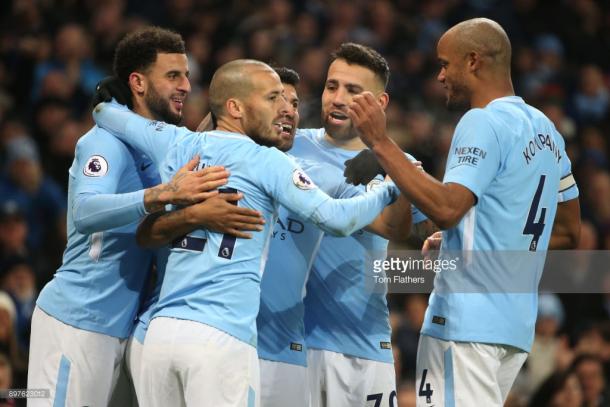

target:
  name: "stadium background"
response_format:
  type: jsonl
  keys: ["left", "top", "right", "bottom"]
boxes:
{"left": 0, "top": 0, "right": 608, "bottom": 405}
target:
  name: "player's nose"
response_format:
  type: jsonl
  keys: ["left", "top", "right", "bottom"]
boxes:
{"left": 278, "top": 96, "right": 290, "bottom": 114}
{"left": 178, "top": 75, "right": 191, "bottom": 94}
{"left": 331, "top": 87, "right": 349, "bottom": 107}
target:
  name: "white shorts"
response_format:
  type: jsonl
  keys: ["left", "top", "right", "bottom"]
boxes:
{"left": 307, "top": 348, "right": 397, "bottom": 407}
{"left": 139, "top": 317, "right": 260, "bottom": 407}
{"left": 126, "top": 335, "right": 144, "bottom": 402}
{"left": 108, "top": 335, "right": 142, "bottom": 406}
{"left": 27, "top": 306, "right": 126, "bottom": 407}
{"left": 259, "top": 359, "right": 309, "bottom": 407}
{"left": 415, "top": 335, "right": 528, "bottom": 407}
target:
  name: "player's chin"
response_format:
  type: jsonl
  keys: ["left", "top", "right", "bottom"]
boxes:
{"left": 326, "top": 123, "right": 353, "bottom": 140}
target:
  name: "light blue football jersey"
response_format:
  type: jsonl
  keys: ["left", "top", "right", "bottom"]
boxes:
{"left": 93, "top": 103, "right": 398, "bottom": 346}
{"left": 256, "top": 156, "right": 359, "bottom": 366}
{"left": 421, "top": 96, "right": 579, "bottom": 352}
{"left": 36, "top": 127, "right": 158, "bottom": 338}
{"left": 297, "top": 128, "right": 427, "bottom": 363}
{"left": 132, "top": 247, "right": 169, "bottom": 344}
{"left": 258, "top": 129, "right": 427, "bottom": 366}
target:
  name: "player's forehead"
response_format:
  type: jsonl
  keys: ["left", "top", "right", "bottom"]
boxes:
{"left": 283, "top": 84, "right": 298, "bottom": 100}
{"left": 149, "top": 52, "right": 189, "bottom": 74}
{"left": 325, "top": 59, "right": 379, "bottom": 90}
{"left": 250, "top": 68, "right": 284, "bottom": 94}
{"left": 436, "top": 32, "right": 456, "bottom": 60}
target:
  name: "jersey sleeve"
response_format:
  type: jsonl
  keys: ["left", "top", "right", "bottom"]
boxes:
{"left": 259, "top": 148, "right": 397, "bottom": 237}
{"left": 93, "top": 101, "right": 193, "bottom": 169}
{"left": 556, "top": 134, "right": 579, "bottom": 202}
{"left": 72, "top": 129, "right": 147, "bottom": 234}
{"left": 443, "top": 109, "right": 502, "bottom": 201}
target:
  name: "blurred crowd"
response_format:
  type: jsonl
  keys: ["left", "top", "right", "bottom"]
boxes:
{"left": 0, "top": 0, "right": 609, "bottom": 405}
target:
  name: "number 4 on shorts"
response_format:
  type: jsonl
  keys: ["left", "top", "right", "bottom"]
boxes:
{"left": 419, "top": 369, "right": 433, "bottom": 403}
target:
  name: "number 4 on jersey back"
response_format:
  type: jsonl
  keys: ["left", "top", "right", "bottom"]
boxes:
{"left": 523, "top": 175, "right": 547, "bottom": 251}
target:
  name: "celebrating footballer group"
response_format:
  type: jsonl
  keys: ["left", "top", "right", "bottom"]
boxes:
{"left": 26, "top": 17, "right": 581, "bottom": 407}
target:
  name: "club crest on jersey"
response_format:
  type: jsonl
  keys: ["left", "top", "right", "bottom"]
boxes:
{"left": 292, "top": 169, "right": 315, "bottom": 190}
{"left": 83, "top": 155, "right": 108, "bottom": 177}
{"left": 366, "top": 179, "right": 383, "bottom": 192}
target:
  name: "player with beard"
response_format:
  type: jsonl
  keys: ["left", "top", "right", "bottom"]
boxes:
{"left": 347, "top": 19, "right": 580, "bottom": 406}
{"left": 92, "top": 59, "right": 400, "bottom": 407}
{"left": 27, "top": 27, "right": 260, "bottom": 406}
{"left": 292, "top": 43, "right": 434, "bottom": 407}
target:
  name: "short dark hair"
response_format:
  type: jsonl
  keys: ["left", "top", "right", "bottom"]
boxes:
{"left": 331, "top": 43, "right": 390, "bottom": 88}
{"left": 273, "top": 67, "right": 300, "bottom": 86}
{"left": 113, "top": 27, "right": 185, "bottom": 84}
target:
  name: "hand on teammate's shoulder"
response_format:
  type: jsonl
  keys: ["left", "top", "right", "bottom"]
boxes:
{"left": 92, "top": 76, "right": 133, "bottom": 109}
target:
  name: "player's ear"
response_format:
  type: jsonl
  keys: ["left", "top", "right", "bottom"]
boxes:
{"left": 377, "top": 92, "right": 389, "bottom": 110}
{"left": 467, "top": 51, "right": 481, "bottom": 74}
{"left": 128, "top": 72, "right": 146, "bottom": 95}
{"left": 225, "top": 98, "right": 244, "bottom": 119}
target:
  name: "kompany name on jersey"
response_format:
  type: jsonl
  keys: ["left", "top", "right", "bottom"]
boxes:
{"left": 523, "top": 133, "right": 562, "bottom": 165}
{"left": 83, "top": 155, "right": 108, "bottom": 177}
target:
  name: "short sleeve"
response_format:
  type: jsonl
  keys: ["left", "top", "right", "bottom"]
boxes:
{"left": 443, "top": 109, "right": 502, "bottom": 201}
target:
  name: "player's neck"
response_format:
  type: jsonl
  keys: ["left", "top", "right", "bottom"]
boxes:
{"left": 215, "top": 117, "right": 245, "bottom": 135}
{"left": 132, "top": 98, "right": 155, "bottom": 120}
{"left": 324, "top": 133, "right": 366, "bottom": 151}
{"left": 471, "top": 80, "right": 515, "bottom": 109}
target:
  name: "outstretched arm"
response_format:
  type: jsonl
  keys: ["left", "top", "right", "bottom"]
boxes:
{"left": 74, "top": 157, "right": 229, "bottom": 234}
{"left": 264, "top": 152, "right": 398, "bottom": 237}
{"left": 93, "top": 101, "right": 191, "bottom": 167}
{"left": 348, "top": 92, "right": 496, "bottom": 230}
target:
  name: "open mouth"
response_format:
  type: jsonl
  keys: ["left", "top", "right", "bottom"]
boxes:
{"left": 280, "top": 122, "right": 293, "bottom": 137}
{"left": 171, "top": 97, "right": 184, "bottom": 111}
{"left": 328, "top": 111, "right": 349, "bottom": 125}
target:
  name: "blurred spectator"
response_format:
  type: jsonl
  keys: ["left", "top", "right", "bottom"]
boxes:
{"left": 0, "top": 292, "right": 26, "bottom": 388}
{"left": 1, "top": 256, "right": 36, "bottom": 352}
{"left": 0, "top": 351, "right": 15, "bottom": 407}
{"left": 394, "top": 294, "right": 427, "bottom": 380}
{"left": 572, "top": 354, "right": 610, "bottom": 407}
{"left": 31, "top": 23, "right": 105, "bottom": 114}
{"left": 515, "top": 293, "right": 573, "bottom": 404}
{"left": 0, "top": 201, "right": 28, "bottom": 266}
{"left": 0, "top": 137, "right": 66, "bottom": 253}
{"left": 528, "top": 369, "right": 584, "bottom": 407}
{"left": 572, "top": 65, "right": 609, "bottom": 125}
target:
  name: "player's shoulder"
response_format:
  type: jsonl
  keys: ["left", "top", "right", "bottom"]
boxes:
{"left": 78, "top": 125, "right": 129, "bottom": 150}
{"left": 76, "top": 125, "right": 132, "bottom": 158}
{"left": 295, "top": 128, "right": 325, "bottom": 144}
{"left": 459, "top": 107, "right": 494, "bottom": 127}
